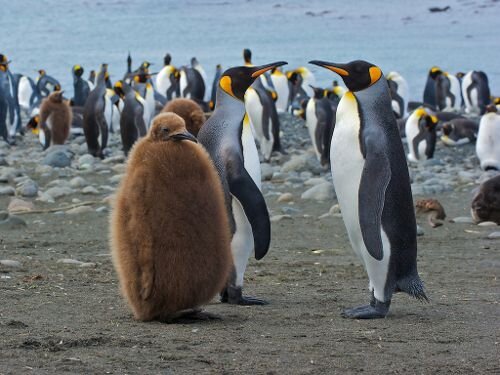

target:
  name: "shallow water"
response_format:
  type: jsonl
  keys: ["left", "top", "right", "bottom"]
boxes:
{"left": 3, "top": 0, "right": 499, "bottom": 99}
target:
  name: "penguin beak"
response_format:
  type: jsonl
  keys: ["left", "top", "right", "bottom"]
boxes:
{"left": 309, "top": 60, "right": 350, "bottom": 76}
{"left": 171, "top": 132, "right": 198, "bottom": 143}
{"left": 250, "top": 61, "right": 288, "bottom": 78}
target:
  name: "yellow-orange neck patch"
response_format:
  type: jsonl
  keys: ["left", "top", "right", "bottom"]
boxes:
{"left": 219, "top": 76, "right": 235, "bottom": 98}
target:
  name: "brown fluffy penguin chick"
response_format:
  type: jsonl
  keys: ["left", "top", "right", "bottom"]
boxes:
{"left": 110, "top": 112, "right": 232, "bottom": 322}
{"left": 39, "top": 91, "right": 72, "bottom": 145}
{"left": 161, "top": 98, "right": 206, "bottom": 137}
{"left": 415, "top": 198, "right": 446, "bottom": 228}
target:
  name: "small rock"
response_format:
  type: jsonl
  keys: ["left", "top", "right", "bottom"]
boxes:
{"left": 281, "top": 207, "right": 301, "bottom": 215}
{"left": 102, "top": 155, "right": 125, "bottom": 164}
{"left": 57, "top": 259, "right": 83, "bottom": 265}
{"left": 0, "top": 186, "right": 15, "bottom": 196}
{"left": 108, "top": 174, "right": 123, "bottom": 184}
{"left": 260, "top": 163, "right": 274, "bottom": 181}
{"left": 16, "top": 179, "right": 38, "bottom": 197}
{"left": 78, "top": 154, "right": 96, "bottom": 166}
{"left": 43, "top": 150, "right": 71, "bottom": 168}
{"left": 271, "top": 172, "right": 287, "bottom": 181}
{"left": 80, "top": 262, "right": 96, "bottom": 268}
{"left": 0, "top": 157, "right": 8, "bottom": 166}
{"left": 81, "top": 186, "right": 99, "bottom": 195}
{"left": 477, "top": 221, "right": 498, "bottom": 227}
{"left": 66, "top": 206, "right": 93, "bottom": 215}
{"left": 8, "top": 198, "right": 34, "bottom": 213}
{"left": 487, "top": 231, "right": 500, "bottom": 239}
{"left": 318, "top": 213, "right": 331, "bottom": 220}
{"left": 329, "top": 204, "right": 341, "bottom": 215}
{"left": 450, "top": 216, "right": 474, "bottom": 224}
{"left": 301, "top": 182, "right": 335, "bottom": 201}
{"left": 277, "top": 193, "right": 294, "bottom": 203}
{"left": 69, "top": 177, "right": 88, "bottom": 188}
{"left": 44, "top": 186, "right": 74, "bottom": 199}
{"left": 271, "top": 214, "right": 293, "bottom": 222}
{"left": 304, "top": 177, "right": 327, "bottom": 186}
{"left": 416, "top": 225, "right": 424, "bottom": 236}
{"left": 0, "top": 212, "right": 27, "bottom": 229}
{"left": 36, "top": 191, "right": 55, "bottom": 203}
{"left": 96, "top": 206, "right": 108, "bottom": 213}
{"left": 0, "top": 260, "right": 22, "bottom": 268}
{"left": 112, "top": 164, "right": 126, "bottom": 174}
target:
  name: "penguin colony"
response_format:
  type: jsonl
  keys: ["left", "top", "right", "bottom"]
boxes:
{"left": 2, "top": 51, "right": 499, "bottom": 321}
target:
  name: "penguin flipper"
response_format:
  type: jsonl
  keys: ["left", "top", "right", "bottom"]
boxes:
{"left": 96, "top": 111, "right": 109, "bottom": 152}
{"left": 228, "top": 168, "right": 270, "bottom": 260}
{"left": 358, "top": 139, "right": 391, "bottom": 261}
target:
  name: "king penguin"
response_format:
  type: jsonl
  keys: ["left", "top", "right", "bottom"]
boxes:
{"left": 156, "top": 53, "right": 180, "bottom": 101}
{"left": 83, "top": 64, "right": 110, "bottom": 158}
{"left": 476, "top": 104, "right": 500, "bottom": 170}
{"left": 405, "top": 107, "right": 438, "bottom": 163}
{"left": 423, "top": 66, "right": 442, "bottom": 109}
{"left": 309, "top": 59, "right": 428, "bottom": 319}
{"left": 197, "top": 61, "right": 287, "bottom": 305}
{"left": 386, "top": 71, "right": 409, "bottom": 119}
{"left": 72, "top": 65, "right": 92, "bottom": 107}
{"left": 270, "top": 67, "right": 290, "bottom": 113}
{"left": 435, "top": 72, "right": 462, "bottom": 112}
{"left": 461, "top": 70, "right": 491, "bottom": 115}
{"left": 0, "top": 55, "right": 22, "bottom": 143}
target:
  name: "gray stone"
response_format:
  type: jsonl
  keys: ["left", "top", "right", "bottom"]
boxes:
{"left": 477, "top": 221, "right": 498, "bottom": 227}
{"left": 0, "top": 186, "right": 15, "bottom": 196}
{"left": 69, "top": 177, "right": 88, "bottom": 188}
{"left": 112, "top": 164, "right": 126, "bottom": 173}
{"left": 8, "top": 198, "right": 34, "bottom": 213}
{"left": 301, "top": 182, "right": 335, "bottom": 201}
{"left": 270, "top": 214, "right": 293, "bottom": 222}
{"left": 81, "top": 186, "right": 99, "bottom": 195}
{"left": 102, "top": 155, "right": 125, "bottom": 164}
{"left": 35, "top": 165, "right": 54, "bottom": 175}
{"left": 0, "top": 157, "right": 8, "bottom": 166}
{"left": 108, "top": 174, "right": 123, "bottom": 184}
{"left": 16, "top": 179, "right": 38, "bottom": 197}
{"left": 0, "top": 260, "right": 22, "bottom": 268}
{"left": 80, "top": 262, "right": 96, "bottom": 268}
{"left": 277, "top": 193, "right": 294, "bottom": 203}
{"left": 487, "top": 231, "right": 500, "bottom": 239}
{"left": 451, "top": 216, "right": 474, "bottom": 224}
{"left": 260, "top": 163, "right": 274, "bottom": 181}
{"left": 78, "top": 154, "right": 97, "bottom": 166}
{"left": 57, "top": 258, "right": 83, "bottom": 265}
{"left": 43, "top": 149, "right": 72, "bottom": 168}
{"left": 96, "top": 206, "right": 108, "bottom": 213}
{"left": 300, "top": 171, "right": 313, "bottom": 179}
{"left": 271, "top": 172, "right": 287, "bottom": 181}
{"left": 44, "top": 186, "right": 74, "bottom": 199}
{"left": 0, "top": 212, "right": 27, "bottom": 229}
{"left": 281, "top": 207, "right": 301, "bottom": 215}
{"left": 416, "top": 225, "right": 424, "bottom": 236}
{"left": 304, "top": 177, "right": 327, "bottom": 186}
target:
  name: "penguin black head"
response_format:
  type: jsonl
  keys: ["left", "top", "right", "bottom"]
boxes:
{"left": 113, "top": 80, "right": 125, "bottom": 98}
{"left": 150, "top": 112, "right": 198, "bottom": 143}
{"left": 26, "top": 115, "right": 40, "bottom": 134}
{"left": 456, "top": 72, "right": 465, "bottom": 79}
{"left": 0, "top": 54, "right": 10, "bottom": 72}
{"left": 309, "top": 85, "right": 324, "bottom": 99}
{"left": 429, "top": 66, "right": 442, "bottom": 79}
{"left": 164, "top": 53, "right": 172, "bottom": 66}
{"left": 442, "top": 122, "right": 453, "bottom": 136}
{"left": 219, "top": 61, "right": 287, "bottom": 101}
{"left": 243, "top": 49, "right": 252, "bottom": 65}
{"left": 38, "top": 69, "right": 46, "bottom": 76}
{"left": 73, "top": 65, "right": 84, "bottom": 77}
{"left": 309, "top": 60, "right": 383, "bottom": 92}
{"left": 485, "top": 104, "right": 498, "bottom": 113}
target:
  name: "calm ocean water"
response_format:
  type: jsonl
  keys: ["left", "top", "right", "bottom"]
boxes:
{"left": 2, "top": 0, "right": 499, "bottom": 100}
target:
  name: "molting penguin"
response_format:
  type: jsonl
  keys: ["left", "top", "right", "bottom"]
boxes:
{"left": 471, "top": 174, "right": 500, "bottom": 224}
{"left": 405, "top": 107, "right": 438, "bottom": 163}
{"left": 83, "top": 64, "right": 110, "bottom": 158}
{"left": 27, "top": 90, "right": 72, "bottom": 149}
{"left": 36, "top": 69, "right": 61, "bottom": 97}
{"left": 462, "top": 70, "right": 491, "bottom": 115}
{"left": 0, "top": 55, "right": 21, "bottom": 143}
{"left": 476, "top": 105, "right": 500, "bottom": 170}
{"left": 161, "top": 98, "right": 206, "bottom": 137}
{"left": 197, "top": 61, "right": 287, "bottom": 305}
{"left": 435, "top": 72, "right": 462, "bottom": 112}
{"left": 441, "top": 118, "right": 478, "bottom": 146}
{"left": 113, "top": 80, "right": 147, "bottom": 156}
{"left": 72, "top": 65, "right": 92, "bottom": 107}
{"left": 423, "top": 66, "right": 442, "bottom": 109}
{"left": 305, "top": 86, "right": 335, "bottom": 166}
{"left": 110, "top": 112, "right": 232, "bottom": 322}
{"left": 386, "top": 71, "right": 409, "bottom": 119}
{"left": 309, "top": 59, "right": 428, "bottom": 318}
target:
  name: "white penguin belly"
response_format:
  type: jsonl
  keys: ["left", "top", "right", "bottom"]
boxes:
{"left": 18, "top": 77, "right": 33, "bottom": 113}
{"left": 305, "top": 99, "right": 321, "bottom": 161}
{"left": 104, "top": 94, "right": 113, "bottom": 131}
{"left": 331, "top": 93, "right": 390, "bottom": 301}
{"left": 245, "top": 88, "right": 273, "bottom": 161}
{"left": 242, "top": 117, "right": 262, "bottom": 190}
{"left": 476, "top": 113, "right": 500, "bottom": 170}
{"left": 405, "top": 114, "right": 420, "bottom": 162}
{"left": 230, "top": 196, "right": 254, "bottom": 287}
{"left": 271, "top": 74, "right": 289, "bottom": 113}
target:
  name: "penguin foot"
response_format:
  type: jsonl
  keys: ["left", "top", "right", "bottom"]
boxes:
{"left": 220, "top": 286, "right": 269, "bottom": 305}
{"left": 341, "top": 298, "right": 391, "bottom": 319}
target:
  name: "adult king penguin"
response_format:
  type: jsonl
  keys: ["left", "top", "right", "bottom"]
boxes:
{"left": 309, "top": 59, "right": 428, "bottom": 319}
{"left": 197, "top": 61, "right": 287, "bottom": 305}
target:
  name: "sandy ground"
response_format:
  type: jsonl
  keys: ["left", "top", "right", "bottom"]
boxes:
{"left": 0, "top": 121, "right": 499, "bottom": 374}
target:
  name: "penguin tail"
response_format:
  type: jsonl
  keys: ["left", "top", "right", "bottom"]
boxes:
{"left": 397, "top": 275, "right": 429, "bottom": 302}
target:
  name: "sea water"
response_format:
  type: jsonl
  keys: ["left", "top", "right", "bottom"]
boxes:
{"left": 2, "top": 0, "right": 499, "bottom": 100}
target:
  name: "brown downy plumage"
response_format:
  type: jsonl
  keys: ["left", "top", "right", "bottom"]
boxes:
{"left": 161, "top": 98, "right": 206, "bottom": 137}
{"left": 39, "top": 90, "right": 72, "bottom": 145}
{"left": 110, "top": 112, "right": 232, "bottom": 322}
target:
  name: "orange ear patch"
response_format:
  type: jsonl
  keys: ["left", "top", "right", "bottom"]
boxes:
{"left": 219, "top": 76, "right": 235, "bottom": 97}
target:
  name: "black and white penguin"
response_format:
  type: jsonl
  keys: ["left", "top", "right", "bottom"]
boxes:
{"left": 405, "top": 107, "right": 438, "bottom": 163}
{"left": 72, "top": 65, "right": 93, "bottom": 107}
{"left": 423, "top": 66, "right": 442, "bottom": 109}
{"left": 209, "top": 64, "right": 223, "bottom": 111}
{"left": 155, "top": 53, "right": 180, "bottom": 101}
{"left": 476, "top": 105, "right": 500, "bottom": 170}
{"left": 113, "top": 80, "right": 148, "bottom": 156}
{"left": 305, "top": 86, "right": 335, "bottom": 166}
{"left": 83, "top": 64, "right": 110, "bottom": 158}
{"left": 386, "top": 71, "right": 409, "bottom": 119}
{"left": 179, "top": 64, "right": 206, "bottom": 105}
{"left": 36, "top": 69, "right": 61, "bottom": 97}
{"left": 441, "top": 118, "right": 478, "bottom": 146}
{"left": 197, "top": 61, "right": 287, "bottom": 305}
{"left": 435, "top": 72, "right": 462, "bottom": 112}
{"left": 270, "top": 67, "right": 290, "bottom": 113}
{"left": 462, "top": 70, "right": 491, "bottom": 115}
{"left": 0, "top": 55, "right": 21, "bottom": 143}
{"left": 16, "top": 74, "right": 41, "bottom": 117}
{"left": 309, "top": 59, "right": 428, "bottom": 318}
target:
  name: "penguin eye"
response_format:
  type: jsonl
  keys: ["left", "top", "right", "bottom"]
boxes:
{"left": 161, "top": 127, "right": 169, "bottom": 134}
